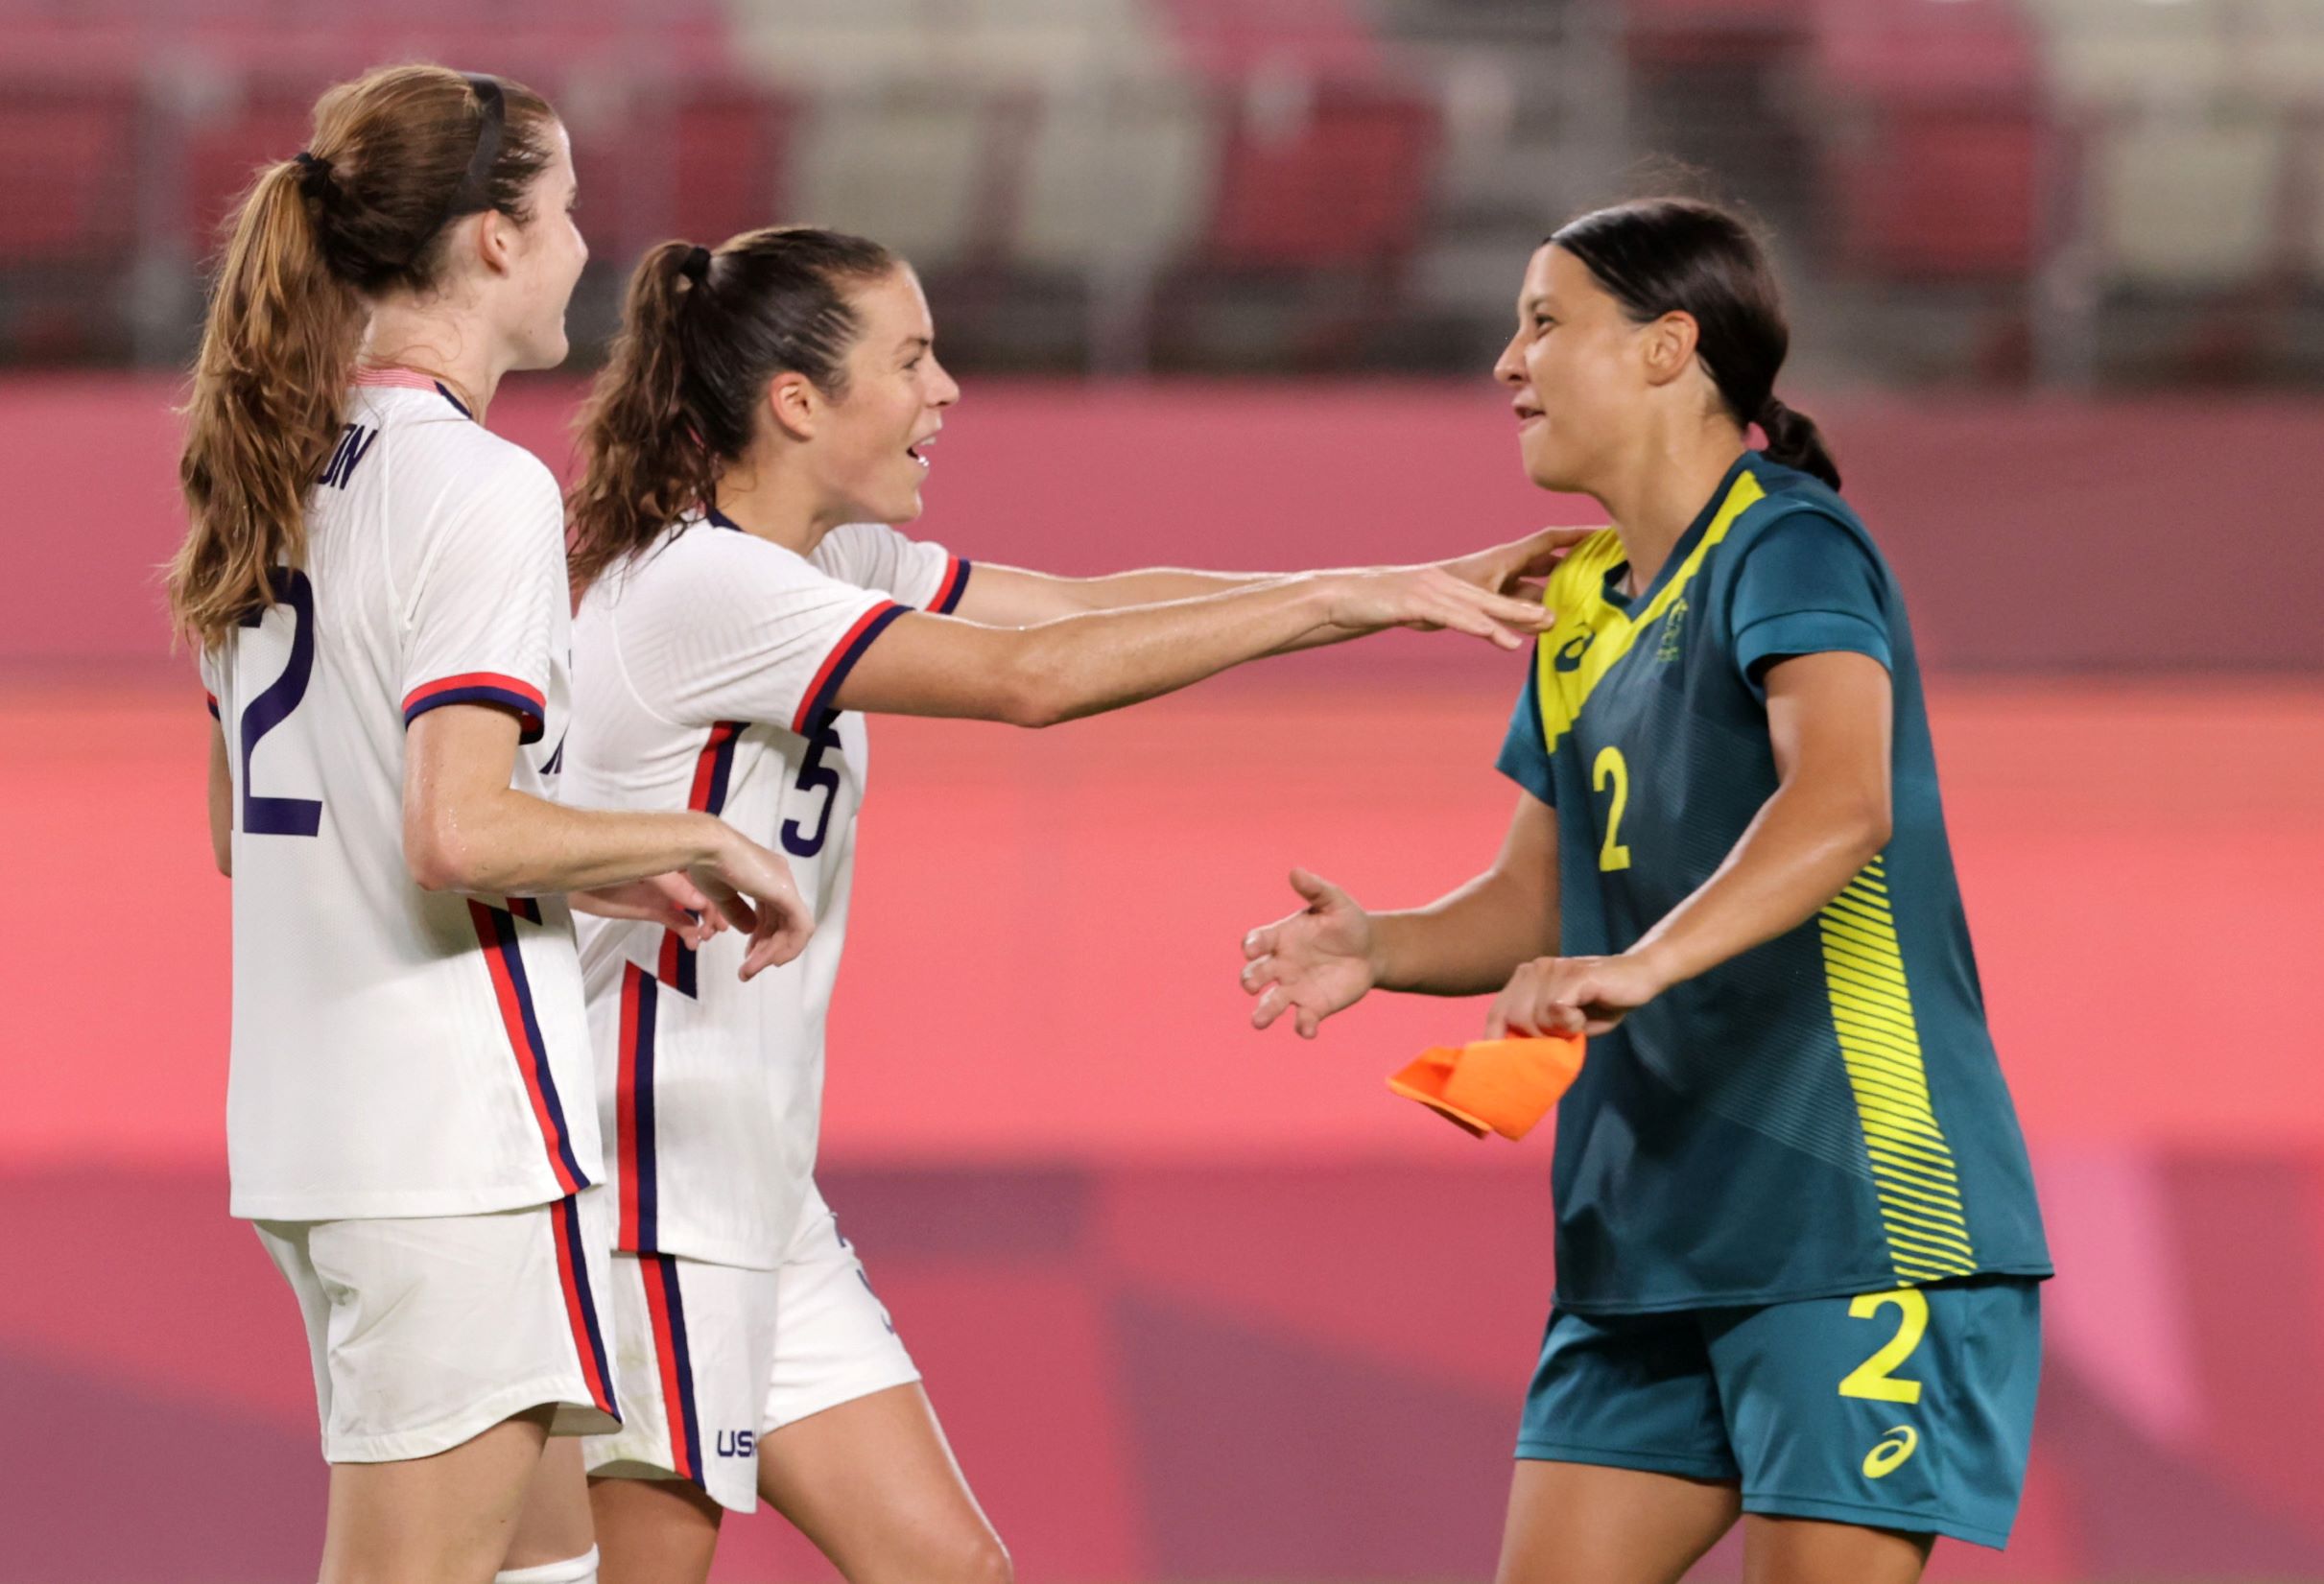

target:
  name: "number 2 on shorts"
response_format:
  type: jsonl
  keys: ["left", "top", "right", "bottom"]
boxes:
{"left": 1838, "top": 1288, "right": 1928, "bottom": 1405}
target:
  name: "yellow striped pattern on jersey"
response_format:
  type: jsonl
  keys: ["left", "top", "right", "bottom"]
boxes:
{"left": 1818, "top": 856, "right": 1980, "bottom": 1285}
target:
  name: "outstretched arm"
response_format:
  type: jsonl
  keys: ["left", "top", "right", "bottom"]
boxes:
{"left": 1486, "top": 650, "right": 1893, "bottom": 1038}
{"left": 1240, "top": 790, "right": 1560, "bottom": 1038}
{"left": 833, "top": 564, "right": 1553, "bottom": 727}
{"left": 952, "top": 525, "right": 1591, "bottom": 637}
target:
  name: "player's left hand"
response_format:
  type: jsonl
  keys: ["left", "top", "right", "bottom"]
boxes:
{"left": 1486, "top": 951, "right": 1668, "bottom": 1038}
{"left": 569, "top": 873, "right": 728, "bottom": 949}
{"left": 1439, "top": 525, "right": 1600, "bottom": 604}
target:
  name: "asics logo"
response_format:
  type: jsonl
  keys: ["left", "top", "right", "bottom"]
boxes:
{"left": 1862, "top": 1425, "right": 1919, "bottom": 1479}
{"left": 1552, "top": 632, "right": 1596, "bottom": 673}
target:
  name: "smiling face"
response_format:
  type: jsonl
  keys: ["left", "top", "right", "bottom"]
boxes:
{"left": 801, "top": 265, "right": 960, "bottom": 524}
{"left": 491, "top": 122, "right": 588, "bottom": 371}
{"left": 1492, "top": 243, "right": 1665, "bottom": 494}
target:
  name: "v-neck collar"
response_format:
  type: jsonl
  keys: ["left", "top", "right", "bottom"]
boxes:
{"left": 1601, "top": 450, "right": 1757, "bottom": 614}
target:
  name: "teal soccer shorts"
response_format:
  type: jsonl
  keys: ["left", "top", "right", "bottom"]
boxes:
{"left": 1517, "top": 1277, "right": 2042, "bottom": 1549}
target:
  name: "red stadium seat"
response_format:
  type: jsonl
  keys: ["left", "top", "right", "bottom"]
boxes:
{"left": 1203, "top": 80, "right": 1437, "bottom": 271}
{"left": 0, "top": 84, "right": 139, "bottom": 263}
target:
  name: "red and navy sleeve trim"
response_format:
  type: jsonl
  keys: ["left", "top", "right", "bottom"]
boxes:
{"left": 204, "top": 692, "right": 220, "bottom": 721}
{"left": 791, "top": 601, "right": 907, "bottom": 734}
{"left": 931, "top": 556, "right": 972, "bottom": 615}
{"left": 403, "top": 673, "right": 547, "bottom": 745}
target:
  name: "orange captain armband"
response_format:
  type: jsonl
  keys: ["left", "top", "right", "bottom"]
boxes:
{"left": 1387, "top": 1035, "right": 1585, "bottom": 1142}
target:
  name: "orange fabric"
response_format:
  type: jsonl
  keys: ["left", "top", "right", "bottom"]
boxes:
{"left": 1387, "top": 1035, "right": 1584, "bottom": 1142}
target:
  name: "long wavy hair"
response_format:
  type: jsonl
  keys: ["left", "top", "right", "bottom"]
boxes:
{"left": 168, "top": 63, "right": 557, "bottom": 648}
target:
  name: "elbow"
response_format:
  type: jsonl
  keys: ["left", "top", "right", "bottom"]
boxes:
{"left": 404, "top": 817, "right": 481, "bottom": 894}
{"left": 1846, "top": 797, "right": 1893, "bottom": 866}
{"left": 991, "top": 649, "right": 1072, "bottom": 729}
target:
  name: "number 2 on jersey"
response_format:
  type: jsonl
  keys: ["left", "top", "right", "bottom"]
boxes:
{"left": 1592, "top": 745, "right": 1632, "bottom": 872}
{"left": 237, "top": 567, "right": 323, "bottom": 837}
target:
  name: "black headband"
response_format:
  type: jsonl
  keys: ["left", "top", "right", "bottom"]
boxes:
{"left": 443, "top": 74, "right": 507, "bottom": 222}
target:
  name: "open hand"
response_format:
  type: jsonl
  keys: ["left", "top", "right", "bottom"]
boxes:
{"left": 1321, "top": 565, "right": 1554, "bottom": 650}
{"left": 1241, "top": 868, "right": 1378, "bottom": 1038}
{"left": 1439, "top": 525, "right": 1600, "bottom": 604}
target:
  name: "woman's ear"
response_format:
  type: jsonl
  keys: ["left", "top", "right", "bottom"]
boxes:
{"left": 766, "top": 371, "right": 821, "bottom": 442}
{"left": 1639, "top": 310, "right": 1702, "bottom": 390}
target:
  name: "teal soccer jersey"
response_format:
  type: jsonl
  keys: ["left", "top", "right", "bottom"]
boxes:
{"left": 1496, "top": 451, "right": 2051, "bottom": 1312}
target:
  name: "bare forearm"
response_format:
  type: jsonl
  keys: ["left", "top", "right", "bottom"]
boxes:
{"left": 1005, "top": 578, "right": 1339, "bottom": 724}
{"left": 1371, "top": 868, "right": 1556, "bottom": 997}
{"left": 1629, "top": 781, "right": 1887, "bottom": 988}
{"left": 411, "top": 793, "right": 725, "bottom": 898}
{"left": 1069, "top": 568, "right": 1278, "bottom": 609}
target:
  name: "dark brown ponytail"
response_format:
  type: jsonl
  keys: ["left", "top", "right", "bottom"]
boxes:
{"left": 169, "top": 64, "right": 558, "bottom": 649}
{"left": 1550, "top": 198, "right": 1841, "bottom": 490}
{"left": 567, "top": 226, "right": 898, "bottom": 596}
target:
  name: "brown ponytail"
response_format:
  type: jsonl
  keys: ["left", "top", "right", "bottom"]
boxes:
{"left": 168, "top": 64, "right": 558, "bottom": 649}
{"left": 568, "top": 225, "right": 898, "bottom": 596}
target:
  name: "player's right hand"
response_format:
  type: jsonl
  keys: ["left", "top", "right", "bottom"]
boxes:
{"left": 1320, "top": 564, "right": 1554, "bottom": 650}
{"left": 1241, "top": 868, "right": 1378, "bottom": 1039}
{"left": 688, "top": 828, "right": 815, "bottom": 980}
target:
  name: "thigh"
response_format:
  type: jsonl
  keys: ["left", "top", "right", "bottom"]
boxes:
{"left": 306, "top": 1195, "right": 621, "bottom": 1465}
{"left": 1496, "top": 1459, "right": 1739, "bottom": 1584}
{"left": 506, "top": 1437, "right": 597, "bottom": 1572}
{"left": 754, "top": 1382, "right": 1006, "bottom": 1584}
{"left": 1709, "top": 1278, "right": 2043, "bottom": 1552}
{"left": 320, "top": 1407, "right": 552, "bottom": 1584}
{"left": 589, "top": 1474, "right": 723, "bottom": 1584}
{"left": 585, "top": 1254, "right": 776, "bottom": 1516}
{"left": 1740, "top": 1514, "right": 1932, "bottom": 1584}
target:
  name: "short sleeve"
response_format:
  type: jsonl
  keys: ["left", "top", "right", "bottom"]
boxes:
{"left": 198, "top": 646, "right": 221, "bottom": 721}
{"left": 811, "top": 521, "right": 972, "bottom": 613}
{"left": 1494, "top": 658, "right": 1556, "bottom": 806}
{"left": 639, "top": 539, "right": 909, "bottom": 734}
{"left": 1728, "top": 509, "right": 1893, "bottom": 701}
{"left": 398, "top": 453, "right": 565, "bottom": 744}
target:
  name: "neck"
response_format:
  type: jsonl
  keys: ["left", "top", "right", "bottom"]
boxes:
{"left": 1588, "top": 419, "right": 1748, "bottom": 594}
{"left": 710, "top": 458, "right": 848, "bottom": 557}
{"left": 360, "top": 303, "right": 505, "bottom": 424}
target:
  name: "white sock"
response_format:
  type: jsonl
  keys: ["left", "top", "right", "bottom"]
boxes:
{"left": 494, "top": 1546, "right": 599, "bottom": 1584}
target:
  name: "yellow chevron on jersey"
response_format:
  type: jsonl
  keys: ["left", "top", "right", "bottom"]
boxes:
{"left": 1533, "top": 470, "right": 1767, "bottom": 757}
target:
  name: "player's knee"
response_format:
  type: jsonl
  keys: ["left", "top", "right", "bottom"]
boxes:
{"left": 915, "top": 1529, "right": 1010, "bottom": 1584}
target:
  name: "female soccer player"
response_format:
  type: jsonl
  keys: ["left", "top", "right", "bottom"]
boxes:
{"left": 168, "top": 67, "right": 811, "bottom": 1584}
{"left": 1240, "top": 200, "right": 2051, "bottom": 1583}
{"left": 555, "top": 226, "right": 1569, "bottom": 1584}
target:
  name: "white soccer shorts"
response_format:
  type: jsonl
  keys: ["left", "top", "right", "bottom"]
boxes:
{"left": 584, "top": 1184, "right": 919, "bottom": 1512}
{"left": 254, "top": 1189, "right": 621, "bottom": 1464}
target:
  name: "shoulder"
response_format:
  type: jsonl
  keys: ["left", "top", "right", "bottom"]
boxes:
{"left": 627, "top": 522, "right": 869, "bottom": 617}
{"left": 1729, "top": 460, "right": 1876, "bottom": 554}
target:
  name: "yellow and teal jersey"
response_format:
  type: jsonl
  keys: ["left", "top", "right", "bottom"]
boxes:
{"left": 1496, "top": 451, "right": 2051, "bottom": 1312}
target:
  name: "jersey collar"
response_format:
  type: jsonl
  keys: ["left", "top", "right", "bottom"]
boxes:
{"left": 1602, "top": 450, "right": 1759, "bottom": 614}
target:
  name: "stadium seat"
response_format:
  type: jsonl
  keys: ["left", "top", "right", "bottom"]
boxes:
{"left": 1015, "top": 80, "right": 1215, "bottom": 273}
{"left": 0, "top": 84, "right": 139, "bottom": 264}
{"left": 1202, "top": 78, "right": 1438, "bottom": 271}
{"left": 2095, "top": 108, "right": 2284, "bottom": 288}
{"left": 784, "top": 86, "right": 990, "bottom": 265}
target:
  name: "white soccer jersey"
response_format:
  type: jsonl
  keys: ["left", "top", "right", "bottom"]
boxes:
{"left": 203, "top": 369, "right": 599, "bottom": 1221}
{"left": 568, "top": 510, "right": 968, "bottom": 1270}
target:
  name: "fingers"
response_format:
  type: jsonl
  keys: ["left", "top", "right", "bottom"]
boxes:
{"left": 739, "top": 899, "right": 811, "bottom": 980}
{"left": 1287, "top": 867, "right": 1339, "bottom": 908}
{"left": 1243, "top": 924, "right": 1279, "bottom": 961}
{"left": 1510, "top": 525, "right": 1596, "bottom": 576}
{"left": 693, "top": 873, "right": 758, "bottom": 937}
{"left": 1251, "top": 983, "right": 1289, "bottom": 1029}
{"left": 1240, "top": 953, "right": 1275, "bottom": 994}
